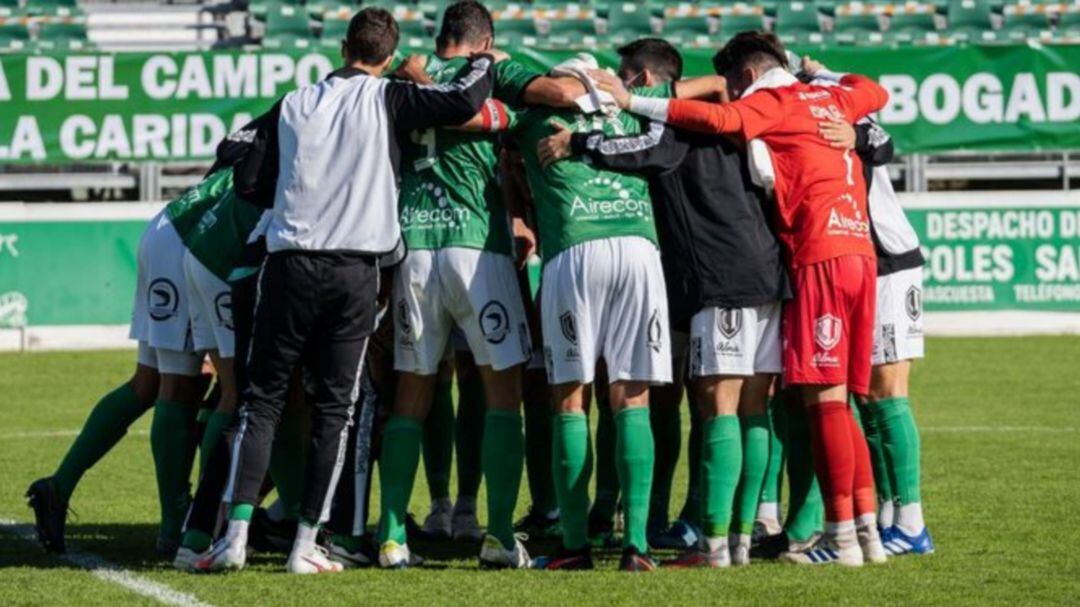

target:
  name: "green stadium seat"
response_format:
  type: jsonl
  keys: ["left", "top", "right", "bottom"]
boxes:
{"left": 833, "top": 2, "right": 885, "bottom": 43}
{"left": 1057, "top": 6, "right": 1080, "bottom": 40}
{"left": 0, "top": 20, "right": 29, "bottom": 51}
{"left": 34, "top": 19, "right": 92, "bottom": 50}
{"left": 602, "top": 2, "right": 658, "bottom": 45}
{"left": 25, "top": 0, "right": 78, "bottom": 17}
{"left": 775, "top": 1, "right": 823, "bottom": 35}
{"left": 1001, "top": 3, "right": 1052, "bottom": 40}
{"left": 248, "top": 0, "right": 304, "bottom": 21}
{"left": 946, "top": 0, "right": 993, "bottom": 30}
{"left": 539, "top": 6, "right": 599, "bottom": 46}
{"left": 661, "top": 4, "right": 716, "bottom": 45}
{"left": 716, "top": 6, "right": 767, "bottom": 39}
{"left": 264, "top": 4, "right": 313, "bottom": 38}
{"left": 0, "top": 0, "right": 22, "bottom": 18}
{"left": 948, "top": 24, "right": 1002, "bottom": 41}
{"left": 319, "top": 14, "right": 350, "bottom": 46}
{"left": 492, "top": 5, "right": 540, "bottom": 43}
{"left": 262, "top": 33, "right": 318, "bottom": 49}
{"left": 778, "top": 30, "right": 830, "bottom": 48}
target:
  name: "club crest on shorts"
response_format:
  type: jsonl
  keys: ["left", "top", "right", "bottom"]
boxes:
{"left": 717, "top": 308, "right": 743, "bottom": 339}
{"left": 148, "top": 278, "right": 179, "bottom": 321}
{"left": 397, "top": 299, "right": 411, "bottom": 339}
{"left": 814, "top": 314, "right": 842, "bottom": 351}
{"left": 214, "top": 292, "right": 234, "bottom": 331}
{"left": 480, "top": 300, "right": 510, "bottom": 344}
{"left": 906, "top": 286, "right": 922, "bottom": 321}
{"left": 559, "top": 311, "right": 578, "bottom": 345}
{"left": 647, "top": 309, "right": 663, "bottom": 353}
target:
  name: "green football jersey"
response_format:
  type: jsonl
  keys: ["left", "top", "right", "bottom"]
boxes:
{"left": 512, "top": 107, "right": 657, "bottom": 263}
{"left": 164, "top": 168, "right": 232, "bottom": 242}
{"left": 397, "top": 56, "right": 538, "bottom": 255}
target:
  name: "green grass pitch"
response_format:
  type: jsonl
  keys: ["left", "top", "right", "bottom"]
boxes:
{"left": 1, "top": 337, "right": 1078, "bottom": 606}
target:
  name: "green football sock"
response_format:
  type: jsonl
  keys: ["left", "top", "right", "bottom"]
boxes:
{"left": 875, "top": 397, "right": 922, "bottom": 505}
{"left": 552, "top": 413, "right": 591, "bottom": 551}
{"left": 377, "top": 416, "right": 423, "bottom": 544}
{"left": 648, "top": 402, "right": 681, "bottom": 526}
{"left": 199, "top": 410, "right": 234, "bottom": 475}
{"left": 180, "top": 528, "right": 213, "bottom": 552}
{"left": 731, "top": 414, "right": 770, "bottom": 535}
{"left": 455, "top": 372, "right": 485, "bottom": 499}
{"left": 331, "top": 533, "right": 364, "bottom": 553}
{"left": 422, "top": 379, "right": 454, "bottom": 501}
{"left": 701, "top": 415, "right": 741, "bottom": 539}
{"left": 229, "top": 502, "right": 254, "bottom": 521}
{"left": 678, "top": 399, "right": 703, "bottom": 525}
{"left": 53, "top": 383, "right": 150, "bottom": 503}
{"left": 760, "top": 396, "right": 786, "bottom": 506}
{"left": 150, "top": 399, "right": 198, "bottom": 541}
{"left": 482, "top": 409, "right": 524, "bottom": 548}
{"left": 592, "top": 400, "right": 619, "bottom": 522}
{"left": 784, "top": 403, "right": 824, "bottom": 542}
{"left": 524, "top": 397, "right": 556, "bottom": 513}
{"left": 268, "top": 404, "right": 307, "bottom": 520}
{"left": 856, "top": 399, "right": 894, "bottom": 503}
{"left": 615, "top": 407, "right": 654, "bottom": 553}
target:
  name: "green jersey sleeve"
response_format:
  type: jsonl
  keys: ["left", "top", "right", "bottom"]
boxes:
{"left": 631, "top": 83, "right": 674, "bottom": 99}
{"left": 494, "top": 59, "right": 542, "bottom": 108}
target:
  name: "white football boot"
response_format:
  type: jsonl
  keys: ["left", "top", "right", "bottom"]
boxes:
{"left": 287, "top": 544, "right": 345, "bottom": 574}
{"left": 478, "top": 534, "right": 533, "bottom": 569}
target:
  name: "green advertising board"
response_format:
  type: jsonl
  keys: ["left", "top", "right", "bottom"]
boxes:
{"left": 0, "top": 195, "right": 1077, "bottom": 328}
{"left": 0, "top": 44, "right": 1078, "bottom": 164}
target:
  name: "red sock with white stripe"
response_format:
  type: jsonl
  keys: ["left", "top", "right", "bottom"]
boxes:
{"left": 848, "top": 407, "right": 879, "bottom": 523}
{"left": 808, "top": 401, "right": 856, "bottom": 546}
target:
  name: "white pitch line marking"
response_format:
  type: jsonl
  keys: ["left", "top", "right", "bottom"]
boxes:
{"left": 0, "top": 518, "right": 214, "bottom": 607}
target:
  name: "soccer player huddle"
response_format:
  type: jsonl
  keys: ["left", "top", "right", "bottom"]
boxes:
{"left": 26, "top": 0, "right": 934, "bottom": 574}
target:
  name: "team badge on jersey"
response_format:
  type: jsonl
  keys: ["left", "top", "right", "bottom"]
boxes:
{"left": 717, "top": 308, "right": 743, "bottom": 339}
{"left": 148, "top": 278, "right": 179, "bottom": 321}
{"left": 905, "top": 286, "right": 922, "bottom": 321}
{"left": 397, "top": 299, "right": 412, "bottom": 345}
{"left": 480, "top": 300, "right": 509, "bottom": 344}
{"left": 814, "top": 314, "right": 842, "bottom": 351}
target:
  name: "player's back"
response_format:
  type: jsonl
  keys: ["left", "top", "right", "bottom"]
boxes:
{"left": 514, "top": 107, "right": 657, "bottom": 262}
{"left": 748, "top": 81, "right": 875, "bottom": 267}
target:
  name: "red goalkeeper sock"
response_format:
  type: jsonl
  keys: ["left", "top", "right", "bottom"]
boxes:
{"left": 848, "top": 407, "right": 878, "bottom": 520}
{"left": 808, "top": 401, "right": 855, "bottom": 524}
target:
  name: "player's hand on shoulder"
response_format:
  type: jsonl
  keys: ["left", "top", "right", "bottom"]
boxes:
{"left": 537, "top": 120, "right": 574, "bottom": 168}
{"left": 801, "top": 56, "right": 825, "bottom": 77}
{"left": 393, "top": 54, "right": 430, "bottom": 84}
{"left": 818, "top": 117, "right": 856, "bottom": 150}
{"left": 587, "top": 69, "right": 631, "bottom": 109}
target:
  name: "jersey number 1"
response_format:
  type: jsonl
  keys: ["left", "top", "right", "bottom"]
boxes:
{"left": 411, "top": 129, "right": 437, "bottom": 171}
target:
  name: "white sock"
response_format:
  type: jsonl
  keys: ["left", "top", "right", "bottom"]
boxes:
{"left": 879, "top": 499, "right": 895, "bottom": 528}
{"left": 454, "top": 495, "right": 477, "bottom": 513}
{"left": 293, "top": 522, "right": 319, "bottom": 553}
{"left": 896, "top": 503, "right": 925, "bottom": 535}
{"left": 706, "top": 535, "right": 728, "bottom": 553}
{"left": 855, "top": 513, "right": 878, "bottom": 539}
{"left": 755, "top": 502, "right": 780, "bottom": 530}
{"left": 825, "top": 520, "right": 857, "bottom": 550}
{"left": 734, "top": 533, "right": 751, "bottom": 549}
{"left": 226, "top": 519, "right": 250, "bottom": 545}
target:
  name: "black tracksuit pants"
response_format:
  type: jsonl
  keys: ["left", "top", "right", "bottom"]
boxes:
{"left": 225, "top": 250, "right": 378, "bottom": 524}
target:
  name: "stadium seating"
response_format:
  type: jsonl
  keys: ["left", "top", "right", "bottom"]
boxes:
{"left": 661, "top": 5, "right": 719, "bottom": 47}
{"left": 26, "top": 0, "right": 82, "bottom": 18}
{"left": 540, "top": 6, "right": 599, "bottom": 47}
{"left": 887, "top": 3, "right": 940, "bottom": 43}
{"left": 0, "top": 20, "right": 29, "bottom": 51}
{"left": 774, "top": 0, "right": 828, "bottom": 46}
{"left": 491, "top": 5, "right": 540, "bottom": 46}
{"left": 35, "top": 20, "right": 92, "bottom": 49}
{"left": 833, "top": 2, "right": 886, "bottom": 44}
{"left": 602, "top": 2, "right": 657, "bottom": 46}
{"left": 1059, "top": 5, "right": 1080, "bottom": 40}
{"left": 0, "top": 0, "right": 21, "bottom": 18}
{"left": 263, "top": 3, "right": 313, "bottom": 38}
{"left": 716, "top": 5, "right": 766, "bottom": 41}
{"left": 1001, "top": 3, "right": 1052, "bottom": 41}
{"left": 320, "top": 13, "right": 350, "bottom": 46}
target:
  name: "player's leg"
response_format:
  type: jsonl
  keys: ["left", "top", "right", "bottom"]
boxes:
{"left": 377, "top": 249, "right": 452, "bottom": 566}
{"left": 729, "top": 373, "right": 773, "bottom": 565}
{"left": 26, "top": 356, "right": 159, "bottom": 554}
{"left": 646, "top": 348, "right": 690, "bottom": 551}
{"left": 452, "top": 349, "right": 485, "bottom": 542}
{"left": 419, "top": 359, "right": 454, "bottom": 539}
{"left": 755, "top": 387, "right": 786, "bottom": 539}
{"left": 588, "top": 363, "right": 620, "bottom": 548}
{"left": 676, "top": 390, "right": 703, "bottom": 531}
{"left": 780, "top": 390, "right": 825, "bottom": 550}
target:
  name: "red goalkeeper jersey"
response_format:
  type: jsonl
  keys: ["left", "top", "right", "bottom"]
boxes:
{"left": 662, "top": 72, "right": 889, "bottom": 268}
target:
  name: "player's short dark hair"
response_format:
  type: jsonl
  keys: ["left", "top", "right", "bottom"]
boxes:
{"left": 345, "top": 7, "right": 399, "bottom": 65}
{"left": 617, "top": 38, "right": 683, "bottom": 82}
{"left": 436, "top": 0, "right": 494, "bottom": 50}
{"left": 712, "top": 31, "right": 788, "bottom": 76}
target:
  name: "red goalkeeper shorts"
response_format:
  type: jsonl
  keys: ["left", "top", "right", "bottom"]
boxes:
{"left": 782, "top": 255, "right": 876, "bottom": 395}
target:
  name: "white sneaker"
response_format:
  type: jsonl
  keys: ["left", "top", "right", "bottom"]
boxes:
{"left": 729, "top": 534, "right": 752, "bottom": 566}
{"left": 172, "top": 546, "right": 205, "bottom": 572}
{"left": 422, "top": 498, "right": 453, "bottom": 539}
{"left": 478, "top": 534, "right": 532, "bottom": 569}
{"left": 328, "top": 542, "right": 373, "bottom": 568}
{"left": 858, "top": 525, "right": 888, "bottom": 564}
{"left": 378, "top": 540, "right": 411, "bottom": 569}
{"left": 780, "top": 536, "right": 863, "bottom": 567}
{"left": 287, "top": 544, "right": 345, "bottom": 574}
{"left": 194, "top": 537, "right": 246, "bottom": 572}
{"left": 451, "top": 503, "right": 483, "bottom": 542}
